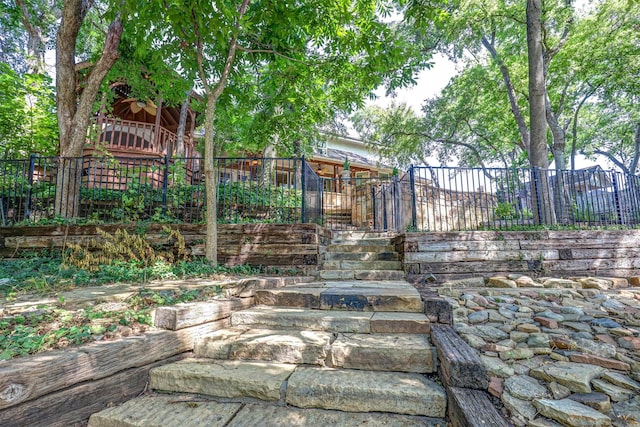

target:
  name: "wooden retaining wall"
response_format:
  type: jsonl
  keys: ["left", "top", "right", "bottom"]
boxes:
{"left": 398, "top": 230, "right": 640, "bottom": 283}
{"left": 0, "top": 223, "right": 331, "bottom": 275}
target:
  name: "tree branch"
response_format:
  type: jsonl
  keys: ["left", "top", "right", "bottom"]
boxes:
{"left": 593, "top": 149, "right": 630, "bottom": 174}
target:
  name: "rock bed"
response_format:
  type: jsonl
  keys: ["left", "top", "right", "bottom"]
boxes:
{"left": 437, "top": 275, "right": 640, "bottom": 427}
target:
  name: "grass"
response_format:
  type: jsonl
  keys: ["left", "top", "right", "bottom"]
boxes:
{"left": 0, "top": 251, "right": 267, "bottom": 298}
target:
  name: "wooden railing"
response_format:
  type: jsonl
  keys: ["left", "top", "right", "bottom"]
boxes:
{"left": 87, "top": 115, "right": 192, "bottom": 157}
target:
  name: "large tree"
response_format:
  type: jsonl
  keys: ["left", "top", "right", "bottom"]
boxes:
{"left": 131, "top": 0, "right": 430, "bottom": 264}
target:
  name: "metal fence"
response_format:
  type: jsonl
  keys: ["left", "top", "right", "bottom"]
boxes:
{"left": 408, "top": 166, "right": 640, "bottom": 231}
{"left": 2, "top": 156, "right": 640, "bottom": 232}
{"left": 0, "top": 155, "right": 306, "bottom": 226}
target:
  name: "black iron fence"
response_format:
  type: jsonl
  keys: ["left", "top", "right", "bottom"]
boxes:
{"left": 0, "top": 155, "right": 306, "bottom": 226}
{"left": 408, "top": 166, "right": 640, "bottom": 231}
{"left": 2, "top": 156, "right": 640, "bottom": 232}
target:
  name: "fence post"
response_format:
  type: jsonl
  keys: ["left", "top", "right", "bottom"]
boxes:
{"left": 409, "top": 165, "right": 417, "bottom": 231}
{"left": 301, "top": 156, "right": 306, "bottom": 223}
{"left": 25, "top": 154, "right": 36, "bottom": 219}
{"left": 162, "top": 154, "right": 169, "bottom": 215}
{"left": 612, "top": 172, "right": 623, "bottom": 224}
{"left": 371, "top": 184, "right": 376, "bottom": 230}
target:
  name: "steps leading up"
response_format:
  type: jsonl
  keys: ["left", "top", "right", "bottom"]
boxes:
{"left": 230, "top": 306, "right": 430, "bottom": 333}
{"left": 286, "top": 366, "right": 446, "bottom": 417}
{"left": 319, "top": 231, "right": 405, "bottom": 281}
{"left": 147, "top": 360, "right": 446, "bottom": 418}
{"left": 88, "top": 252, "right": 450, "bottom": 426}
{"left": 255, "top": 280, "right": 423, "bottom": 312}
{"left": 194, "top": 328, "right": 333, "bottom": 365}
{"left": 149, "top": 359, "right": 294, "bottom": 402}
{"left": 89, "top": 396, "right": 447, "bottom": 427}
{"left": 194, "top": 327, "right": 435, "bottom": 372}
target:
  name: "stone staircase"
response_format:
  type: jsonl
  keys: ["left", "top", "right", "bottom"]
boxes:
{"left": 319, "top": 231, "right": 405, "bottom": 281}
{"left": 87, "top": 280, "right": 448, "bottom": 426}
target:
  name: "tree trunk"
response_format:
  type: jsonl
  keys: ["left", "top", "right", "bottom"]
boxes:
{"left": 175, "top": 91, "right": 191, "bottom": 157}
{"left": 55, "top": 0, "right": 122, "bottom": 217}
{"left": 527, "top": 0, "right": 555, "bottom": 225}
{"left": 15, "top": 0, "right": 46, "bottom": 74}
{"left": 261, "top": 142, "right": 276, "bottom": 188}
{"left": 203, "top": 95, "right": 219, "bottom": 264}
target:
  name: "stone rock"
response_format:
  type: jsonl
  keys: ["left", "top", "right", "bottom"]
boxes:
{"left": 601, "top": 298, "right": 626, "bottom": 312}
{"left": 609, "top": 327, "right": 633, "bottom": 337}
{"left": 510, "top": 331, "right": 529, "bottom": 343}
{"left": 488, "top": 310, "right": 509, "bottom": 322}
{"left": 530, "top": 362, "right": 606, "bottom": 393}
{"left": 573, "top": 338, "right": 617, "bottom": 359}
{"left": 481, "top": 355, "right": 515, "bottom": 378}
{"left": 515, "top": 276, "right": 540, "bottom": 287}
{"left": 569, "top": 353, "right": 631, "bottom": 371}
{"left": 572, "top": 332, "right": 595, "bottom": 341}
{"left": 563, "top": 321, "right": 593, "bottom": 333}
{"left": 461, "top": 333, "right": 487, "bottom": 349}
{"left": 487, "top": 277, "right": 518, "bottom": 288}
{"left": 618, "top": 336, "right": 640, "bottom": 351}
{"left": 517, "top": 323, "right": 541, "bottom": 333}
{"left": 472, "top": 325, "right": 510, "bottom": 342}
{"left": 568, "top": 392, "right": 612, "bottom": 413}
{"left": 468, "top": 310, "right": 489, "bottom": 324}
{"left": 611, "top": 396, "right": 640, "bottom": 427}
{"left": 543, "top": 279, "right": 580, "bottom": 289}
{"left": 592, "top": 378, "right": 636, "bottom": 402}
{"left": 502, "top": 391, "right": 537, "bottom": 420}
{"left": 601, "top": 371, "right": 640, "bottom": 392}
{"left": 504, "top": 375, "right": 548, "bottom": 401}
{"left": 595, "top": 334, "right": 618, "bottom": 346}
{"left": 549, "top": 381, "right": 572, "bottom": 399}
{"left": 592, "top": 318, "right": 623, "bottom": 329}
{"left": 488, "top": 376, "right": 504, "bottom": 398}
{"left": 500, "top": 348, "right": 534, "bottom": 361}
{"left": 528, "top": 333, "right": 550, "bottom": 348}
{"left": 578, "top": 277, "right": 612, "bottom": 290}
{"left": 533, "top": 398, "right": 612, "bottom": 427}
{"left": 630, "top": 276, "right": 640, "bottom": 287}
{"left": 498, "top": 307, "right": 516, "bottom": 319}
{"left": 550, "top": 336, "right": 574, "bottom": 350}
{"left": 535, "top": 316, "right": 558, "bottom": 329}
{"left": 483, "top": 343, "right": 513, "bottom": 353}
{"left": 537, "top": 311, "right": 565, "bottom": 322}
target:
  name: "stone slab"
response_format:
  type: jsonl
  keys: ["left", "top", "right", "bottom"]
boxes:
{"left": 149, "top": 359, "right": 296, "bottom": 401}
{"left": 370, "top": 312, "right": 431, "bottom": 334}
{"left": 254, "top": 288, "right": 322, "bottom": 308}
{"left": 88, "top": 395, "right": 241, "bottom": 427}
{"left": 530, "top": 361, "right": 606, "bottom": 393}
{"left": 285, "top": 367, "right": 446, "bottom": 417}
{"left": 533, "top": 398, "right": 612, "bottom": 427}
{"left": 227, "top": 403, "right": 446, "bottom": 427}
{"left": 230, "top": 306, "right": 373, "bottom": 332}
{"left": 353, "top": 270, "right": 406, "bottom": 281}
{"left": 319, "top": 287, "right": 423, "bottom": 312}
{"left": 330, "top": 333, "right": 435, "bottom": 373}
{"left": 195, "top": 328, "right": 333, "bottom": 365}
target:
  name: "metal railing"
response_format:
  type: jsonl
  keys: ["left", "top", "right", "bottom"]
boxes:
{"left": 2, "top": 156, "right": 640, "bottom": 232}
{"left": 408, "top": 166, "right": 640, "bottom": 231}
{"left": 0, "top": 155, "right": 306, "bottom": 226}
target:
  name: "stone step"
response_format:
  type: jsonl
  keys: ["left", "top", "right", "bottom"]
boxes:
{"left": 231, "top": 306, "right": 430, "bottom": 334}
{"left": 88, "top": 395, "right": 242, "bottom": 427}
{"left": 286, "top": 366, "right": 446, "bottom": 417}
{"left": 323, "top": 260, "right": 403, "bottom": 270}
{"left": 319, "top": 269, "right": 406, "bottom": 281}
{"left": 330, "top": 237, "right": 394, "bottom": 246}
{"left": 332, "top": 231, "right": 399, "bottom": 240}
{"left": 89, "top": 396, "right": 446, "bottom": 427}
{"left": 255, "top": 284, "right": 423, "bottom": 312}
{"left": 150, "top": 359, "right": 295, "bottom": 401}
{"left": 195, "top": 328, "right": 333, "bottom": 365}
{"left": 325, "top": 251, "right": 399, "bottom": 261}
{"left": 149, "top": 360, "right": 446, "bottom": 418}
{"left": 194, "top": 328, "right": 435, "bottom": 373}
{"left": 326, "top": 244, "right": 395, "bottom": 253}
